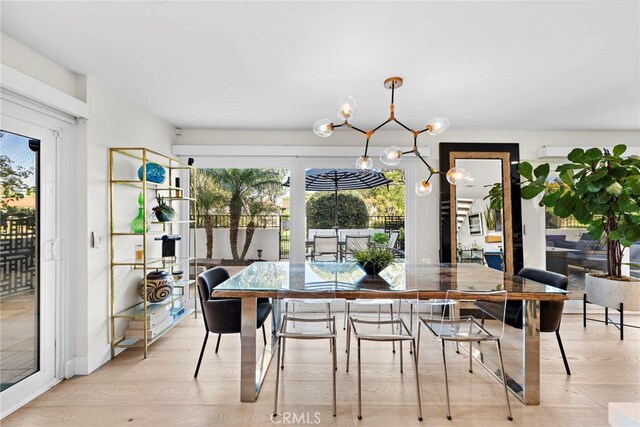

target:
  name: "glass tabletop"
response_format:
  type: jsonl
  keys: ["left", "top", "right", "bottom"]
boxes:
{"left": 214, "top": 261, "right": 569, "bottom": 297}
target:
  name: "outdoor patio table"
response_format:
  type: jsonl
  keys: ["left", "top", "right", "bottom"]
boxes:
{"left": 212, "top": 261, "right": 568, "bottom": 405}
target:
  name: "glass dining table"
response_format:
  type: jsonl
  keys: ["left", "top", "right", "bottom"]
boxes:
{"left": 212, "top": 261, "right": 568, "bottom": 405}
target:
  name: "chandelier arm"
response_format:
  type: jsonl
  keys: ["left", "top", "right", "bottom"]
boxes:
{"left": 348, "top": 124, "right": 368, "bottom": 135}
{"left": 333, "top": 123, "right": 345, "bottom": 129}
{"left": 416, "top": 153, "right": 438, "bottom": 173}
{"left": 401, "top": 150, "right": 414, "bottom": 155}
{"left": 393, "top": 118, "right": 415, "bottom": 134}
{"left": 364, "top": 137, "right": 371, "bottom": 157}
{"left": 372, "top": 118, "right": 392, "bottom": 133}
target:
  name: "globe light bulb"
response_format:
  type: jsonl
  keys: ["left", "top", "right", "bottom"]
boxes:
{"left": 426, "top": 117, "right": 450, "bottom": 136}
{"left": 415, "top": 180, "right": 433, "bottom": 197}
{"left": 337, "top": 96, "right": 357, "bottom": 121}
{"left": 380, "top": 146, "right": 403, "bottom": 166}
{"left": 355, "top": 155, "right": 373, "bottom": 171}
{"left": 313, "top": 119, "right": 334, "bottom": 137}
{"left": 446, "top": 167, "right": 471, "bottom": 185}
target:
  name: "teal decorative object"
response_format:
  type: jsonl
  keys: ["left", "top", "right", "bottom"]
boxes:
{"left": 138, "top": 163, "right": 166, "bottom": 184}
{"left": 130, "top": 192, "right": 150, "bottom": 234}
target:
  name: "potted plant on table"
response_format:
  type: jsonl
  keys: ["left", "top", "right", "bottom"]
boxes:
{"left": 352, "top": 246, "right": 395, "bottom": 276}
{"left": 518, "top": 145, "right": 640, "bottom": 311}
{"left": 152, "top": 195, "right": 176, "bottom": 222}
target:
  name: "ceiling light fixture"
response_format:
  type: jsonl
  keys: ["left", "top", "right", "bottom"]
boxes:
{"left": 313, "top": 76, "right": 471, "bottom": 196}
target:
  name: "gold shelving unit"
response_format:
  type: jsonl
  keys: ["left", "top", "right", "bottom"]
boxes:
{"left": 109, "top": 147, "right": 197, "bottom": 358}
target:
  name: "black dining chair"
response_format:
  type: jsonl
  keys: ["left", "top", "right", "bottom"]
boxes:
{"left": 194, "top": 267, "right": 273, "bottom": 377}
{"left": 476, "top": 267, "right": 571, "bottom": 375}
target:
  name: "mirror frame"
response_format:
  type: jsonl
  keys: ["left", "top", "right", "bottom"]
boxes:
{"left": 439, "top": 143, "right": 523, "bottom": 275}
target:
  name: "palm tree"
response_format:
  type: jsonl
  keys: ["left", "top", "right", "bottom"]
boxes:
{"left": 194, "top": 171, "right": 226, "bottom": 258}
{"left": 207, "top": 169, "right": 284, "bottom": 261}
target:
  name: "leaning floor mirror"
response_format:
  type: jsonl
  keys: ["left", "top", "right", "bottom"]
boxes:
{"left": 439, "top": 143, "right": 523, "bottom": 275}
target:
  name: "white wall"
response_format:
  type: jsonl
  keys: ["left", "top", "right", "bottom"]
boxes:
{"left": 81, "top": 76, "right": 175, "bottom": 371}
{"left": 192, "top": 228, "right": 280, "bottom": 261}
{"left": 1, "top": 37, "right": 176, "bottom": 375}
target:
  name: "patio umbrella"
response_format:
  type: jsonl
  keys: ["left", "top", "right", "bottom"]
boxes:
{"left": 283, "top": 169, "right": 392, "bottom": 252}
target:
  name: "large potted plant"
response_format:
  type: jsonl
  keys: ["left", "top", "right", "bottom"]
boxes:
{"left": 519, "top": 145, "right": 640, "bottom": 310}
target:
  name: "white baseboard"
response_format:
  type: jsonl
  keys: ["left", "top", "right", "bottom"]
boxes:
{"left": 73, "top": 343, "right": 111, "bottom": 375}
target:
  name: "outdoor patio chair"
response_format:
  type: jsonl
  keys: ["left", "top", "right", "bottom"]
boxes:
{"left": 343, "top": 235, "right": 371, "bottom": 261}
{"left": 311, "top": 235, "right": 339, "bottom": 261}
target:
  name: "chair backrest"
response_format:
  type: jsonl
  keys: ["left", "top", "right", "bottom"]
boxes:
{"left": 518, "top": 268, "right": 568, "bottom": 332}
{"left": 314, "top": 235, "right": 338, "bottom": 255}
{"left": 484, "top": 252, "right": 504, "bottom": 271}
{"left": 344, "top": 235, "right": 370, "bottom": 255}
{"left": 309, "top": 228, "right": 336, "bottom": 240}
{"left": 197, "top": 267, "right": 230, "bottom": 303}
{"left": 446, "top": 289, "right": 508, "bottom": 339}
{"left": 388, "top": 231, "right": 399, "bottom": 249}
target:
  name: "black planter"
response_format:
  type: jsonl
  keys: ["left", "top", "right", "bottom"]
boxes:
{"left": 358, "top": 262, "right": 389, "bottom": 276}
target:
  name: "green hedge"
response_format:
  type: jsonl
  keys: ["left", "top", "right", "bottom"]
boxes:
{"left": 306, "top": 193, "right": 368, "bottom": 229}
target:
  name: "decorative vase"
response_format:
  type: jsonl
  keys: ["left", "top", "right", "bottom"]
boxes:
{"left": 585, "top": 273, "right": 640, "bottom": 311}
{"left": 139, "top": 270, "right": 175, "bottom": 303}
{"left": 130, "top": 193, "right": 150, "bottom": 234}
{"left": 138, "top": 163, "right": 166, "bottom": 184}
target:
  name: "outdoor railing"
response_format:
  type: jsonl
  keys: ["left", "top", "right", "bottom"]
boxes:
{"left": 192, "top": 214, "right": 405, "bottom": 260}
{"left": 1, "top": 216, "right": 37, "bottom": 296}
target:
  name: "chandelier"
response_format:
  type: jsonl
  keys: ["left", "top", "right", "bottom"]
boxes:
{"left": 312, "top": 76, "right": 470, "bottom": 196}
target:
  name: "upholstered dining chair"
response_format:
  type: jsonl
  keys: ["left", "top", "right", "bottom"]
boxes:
{"left": 194, "top": 267, "right": 273, "bottom": 377}
{"left": 475, "top": 268, "right": 571, "bottom": 375}
{"left": 484, "top": 252, "right": 504, "bottom": 271}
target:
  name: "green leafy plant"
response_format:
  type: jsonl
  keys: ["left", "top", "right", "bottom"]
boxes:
{"left": 484, "top": 205, "right": 497, "bottom": 231}
{"left": 306, "top": 192, "right": 369, "bottom": 229}
{"left": 352, "top": 246, "right": 395, "bottom": 274}
{"left": 519, "top": 145, "right": 640, "bottom": 278}
{"left": 371, "top": 232, "right": 390, "bottom": 245}
{"left": 483, "top": 182, "right": 504, "bottom": 210}
{"left": 152, "top": 195, "right": 176, "bottom": 222}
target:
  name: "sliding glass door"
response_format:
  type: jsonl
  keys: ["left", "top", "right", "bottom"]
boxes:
{"left": 1, "top": 117, "right": 57, "bottom": 415}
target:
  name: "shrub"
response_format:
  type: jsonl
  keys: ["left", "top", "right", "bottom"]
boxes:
{"left": 306, "top": 193, "right": 369, "bottom": 229}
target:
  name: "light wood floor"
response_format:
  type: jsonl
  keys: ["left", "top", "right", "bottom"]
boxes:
{"left": 3, "top": 313, "right": 639, "bottom": 427}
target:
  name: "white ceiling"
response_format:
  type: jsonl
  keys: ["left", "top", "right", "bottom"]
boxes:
{"left": 2, "top": 1, "right": 639, "bottom": 131}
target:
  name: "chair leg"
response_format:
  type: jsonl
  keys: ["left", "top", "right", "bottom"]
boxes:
{"left": 357, "top": 338, "right": 363, "bottom": 420}
{"left": 441, "top": 340, "right": 452, "bottom": 420}
{"left": 469, "top": 341, "right": 473, "bottom": 373}
{"left": 194, "top": 332, "right": 209, "bottom": 378}
{"left": 416, "top": 322, "right": 422, "bottom": 363}
{"left": 214, "top": 333, "right": 222, "bottom": 354}
{"left": 273, "top": 336, "right": 282, "bottom": 416}
{"left": 400, "top": 338, "right": 404, "bottom": 374}
{"left": 332, "top": 336, "right": 337, "bottom": 416}
{"left": 555, "top": 329, "right": 571, "bottom": 375}
{"left": 496, "top": 340, "right": 513, "bottom": 421}
{"left": 412, "top": 340, "right": 423, "bottom": 421}
{"left": 390, "top": 304, "right": 396, "bottom": 354}
{"left": 343, "top": 300, "right": 348, "bottom": 330}
{"left": 346, "top": 317, "right": 352, "bottom": 372}
{"left": 262, "top": 324, "right": 267, "bottom": 346}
